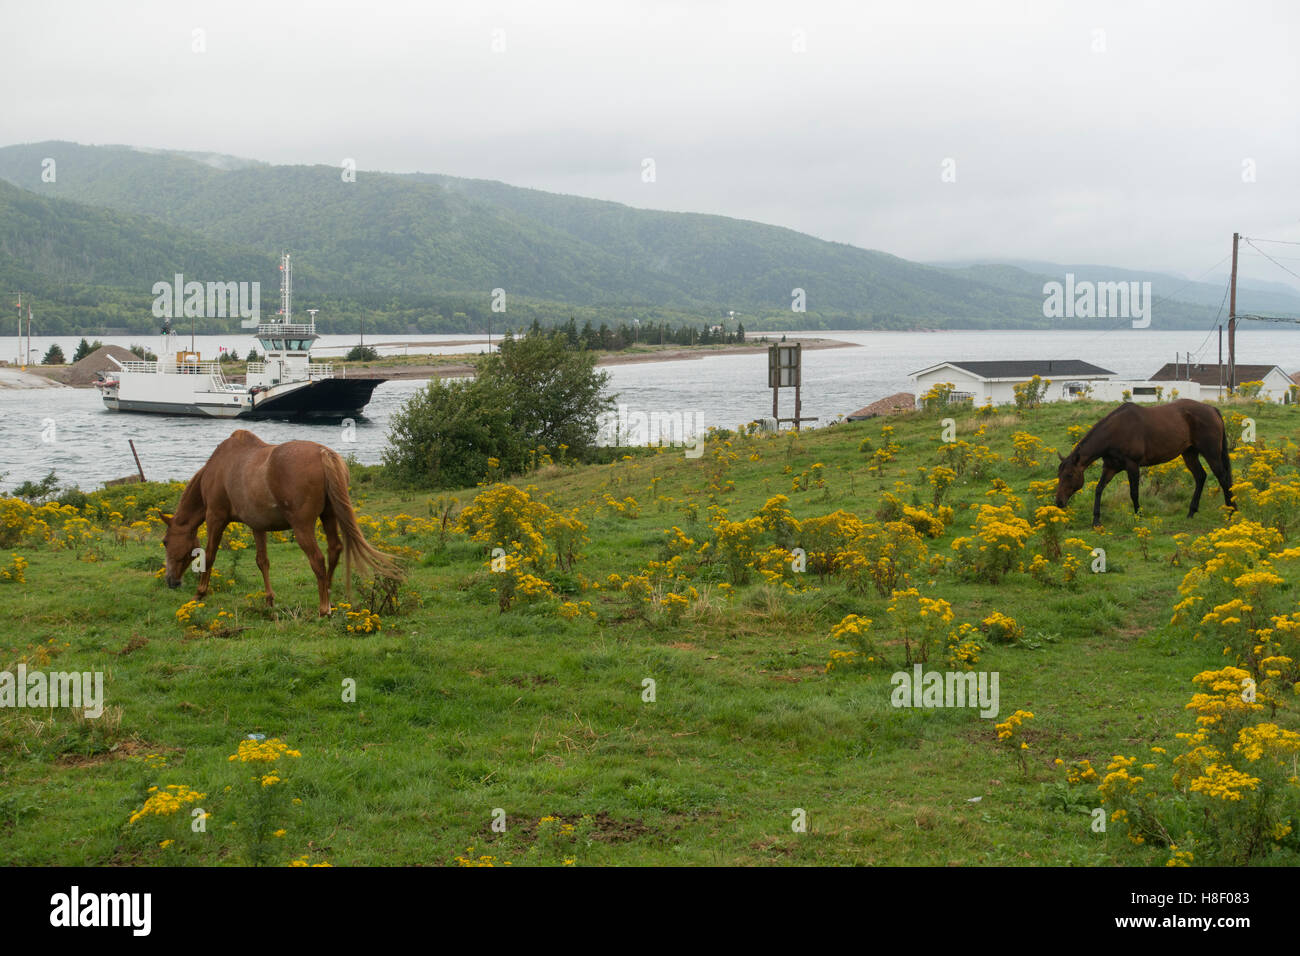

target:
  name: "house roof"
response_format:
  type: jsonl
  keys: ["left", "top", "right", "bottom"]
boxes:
{"left": 911, "top": 359, "right": 1115, "bottom": 380}
{"left": 1147, "top": 363, "right": 1293, "bottom": 387}
{"left": 846, "top": 392, "right": 915, "bottom": 420}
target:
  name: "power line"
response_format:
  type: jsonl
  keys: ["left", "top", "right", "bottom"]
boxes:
{"left": 1243, "top": 238, "right": 1300, "bottom": 283}
{"left": 1188, "top": 278, "right": 1231, "bottom": 361}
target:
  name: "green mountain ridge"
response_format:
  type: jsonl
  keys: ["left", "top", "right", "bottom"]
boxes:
{"left": 0, "top": 140, "right": 1254, "bottom": 335}
{"left": 932, "top": 258, "right": 1300, "bottom": 317}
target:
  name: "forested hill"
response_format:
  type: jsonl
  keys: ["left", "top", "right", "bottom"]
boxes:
{"left": 0, "top": 177, "right": 275, "bottom": 333}
{"left": 0, "top": 141, "right": 1235, "bottom": 334}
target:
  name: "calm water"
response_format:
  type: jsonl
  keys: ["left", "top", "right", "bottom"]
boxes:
{"left": 2, "top": 328, "right": 1298, "bottom": 488}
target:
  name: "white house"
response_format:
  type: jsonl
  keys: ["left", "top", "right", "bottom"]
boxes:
{"left": 909, "top": 360, "right": 1116, "bottom": 407}
{"left": 1147, "top": 363, "right": 1296, "bottom": 403}
{"left": 1087, "top": 379, "right": 1204, "bottom": 403}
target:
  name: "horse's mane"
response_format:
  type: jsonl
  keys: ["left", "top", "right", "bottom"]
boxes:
{"left": 174, "top": 465, "right": 207, "bottom": 527}
{"left": 1069, "top": 403, "right": 1135, "bottom": 462}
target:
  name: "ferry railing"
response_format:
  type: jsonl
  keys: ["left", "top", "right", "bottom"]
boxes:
{"left": 257, "top": 323, "right": 318, "bottom": 337}
{"left": 120, "top": 360, "right": 228, "bottom": 381}
{"left": 245, "top": 361, "right": 334, "bottom": 379}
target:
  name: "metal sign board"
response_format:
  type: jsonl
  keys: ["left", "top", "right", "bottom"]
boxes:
{"left": 768, "top": 343, "right": 801, "bottom": 388}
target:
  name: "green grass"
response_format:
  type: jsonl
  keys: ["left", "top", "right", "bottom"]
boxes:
{"left": 1, "top": 398, "right": 1296, "bottom": 866}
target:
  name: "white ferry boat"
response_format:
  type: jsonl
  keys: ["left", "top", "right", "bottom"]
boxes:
{"left": 96, "top": 254, "right": 384, "bottom": 419}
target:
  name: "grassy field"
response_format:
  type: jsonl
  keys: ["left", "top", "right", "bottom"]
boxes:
{"left": 2, "top": 397, "right": 1298, "bottom": 867}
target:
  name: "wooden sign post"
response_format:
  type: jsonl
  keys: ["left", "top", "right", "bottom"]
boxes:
{"left": 768, "top": 342, "right": 816, "bottom": 430}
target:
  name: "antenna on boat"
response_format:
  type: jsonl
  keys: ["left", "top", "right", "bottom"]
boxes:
{"left": 279, "top": 252, "right": 292, "bottom": 324}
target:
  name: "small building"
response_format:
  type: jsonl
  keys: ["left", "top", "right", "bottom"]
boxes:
{"left": 1147, "top": 363, "right": 1296, "bottom": 403}
{"left": 909, "top": 360, "right": 1115, "bottom": 407}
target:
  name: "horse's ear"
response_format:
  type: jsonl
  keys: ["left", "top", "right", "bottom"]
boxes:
{"left": 1057, "top": 451, "right": 1066, "bottom": 462}
{"left": 161, "top": 513, "right": 173, "bottom": 526}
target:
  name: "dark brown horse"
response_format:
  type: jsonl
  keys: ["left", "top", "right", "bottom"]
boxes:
{"left": 163, "top": 430, "right": 401, "bottom": 615}
{"left": 1055, "top": 399, "right": 1235, "bottom": 526}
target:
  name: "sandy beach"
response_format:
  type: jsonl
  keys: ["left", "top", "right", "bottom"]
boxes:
{"left": 0, "top": 367, "right": 68, "bottom": 389}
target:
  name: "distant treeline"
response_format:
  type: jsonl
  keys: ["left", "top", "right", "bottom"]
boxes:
{"left": 515, "top": 317, "right": 750, "bottom": 350}
{"left": 7, "top": 287, "right": 1223, "bottom": 339}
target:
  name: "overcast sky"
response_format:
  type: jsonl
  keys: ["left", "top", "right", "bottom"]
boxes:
{"left": 3, "top": 0, "right": 1297, "bottom": 289}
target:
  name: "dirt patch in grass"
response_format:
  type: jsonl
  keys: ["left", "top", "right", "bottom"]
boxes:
{"left": 55, "top": 737, "right": 162, "bottom": 768}
{"left": 506, "top": 674, "right": 557, "bottom": 688}
{"left": 749, "top": 837, "right": 795, "bottom": 855}
{"left": 508, "top": 810, "right": 663, "bottom": 844}
{"left": 114, "top": 634, "right": 149, "bottom": 656}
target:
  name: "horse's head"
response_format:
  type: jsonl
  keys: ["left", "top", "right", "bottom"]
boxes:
{"left": 161, "top": 513, "right": 196, "bottom": 588}
{"left": 1054, "top": 451, "right": 1087, "bottom": 508}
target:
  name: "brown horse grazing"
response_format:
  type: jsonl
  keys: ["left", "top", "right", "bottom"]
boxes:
{"left": 1055, "top": 399, "right": 1236, "bottom": 527}
{"left": 162, "top": 430, "right": 401, "bottom": 615}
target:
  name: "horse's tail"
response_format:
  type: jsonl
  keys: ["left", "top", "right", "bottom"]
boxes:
{"left": 1216, "top": 406, "right": 1236, "bottom": 506}
{"left": 319, "top": 448, "right": 404, "bottom": 602}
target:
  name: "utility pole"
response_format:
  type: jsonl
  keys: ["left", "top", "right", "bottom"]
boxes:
{"left": 1228, "top": 231, "right": 1239, "bottom": 392}
{"left": 11, "top": 292, "right": 22, "bottom": 365}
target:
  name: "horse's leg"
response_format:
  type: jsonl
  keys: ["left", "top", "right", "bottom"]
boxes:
{"left": 291, "top": 522, "right": 331, "bottom": 616}
{"left": 321, "top": 515, "right": 343, "bottom": 599}
{"left": 196, "top": 517, "right": 227, "bottom": 599}
{"left": 1181, "top": 450, "right": 1207, "bottom": 517}
{"left": 1092, "top": 463, "right": 1118, "bottom": 527}
{"left": 1205, "top": 447, "right": 1236, "bottom": 511}
{"left": 254, "top": 530, "right": 275, "bottom": 606}
{"left": 1125, "top": 462, "right": 1141, "bottom": 514}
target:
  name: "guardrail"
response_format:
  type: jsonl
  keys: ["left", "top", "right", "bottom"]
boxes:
{"left": 246, "top": 362, "right": 334, "bottom": 380}
{"left": 257, "top": 323, "right": 318, "bottom": 337}
{"left": 119, "top": 360, "right": 226, "bottom": 379}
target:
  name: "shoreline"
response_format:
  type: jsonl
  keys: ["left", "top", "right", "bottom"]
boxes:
{"left": 9, "top": 336, "right": 860, "bottom": 388}
{"left": 361, "top": 337, "right": 858, "bottom": 382}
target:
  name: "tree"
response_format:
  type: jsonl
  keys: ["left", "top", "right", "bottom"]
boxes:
{"left": 384, "top": 332, "right": 612, "bottom": 487}
{"left": 383, "top": 375, "right": 516, "bottom": 487}
{"left": 72, "top": 338, "right": 100, "bottom": 362}
{"left": 478, "top": 331, "right": 613, "bottom": 460}
{"left": 42, "top": 344, "right": 66, "bottom": 365}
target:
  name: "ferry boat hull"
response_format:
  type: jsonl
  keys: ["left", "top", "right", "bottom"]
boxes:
{"left": 101, "top": 376, "right": 384, "bottom": 420}
{"left": 246, "top": 376, "right": 384, "bottom": 419}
